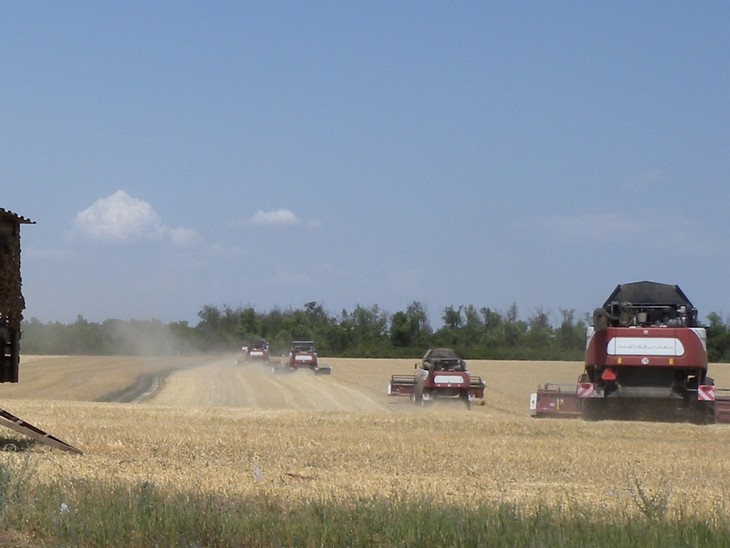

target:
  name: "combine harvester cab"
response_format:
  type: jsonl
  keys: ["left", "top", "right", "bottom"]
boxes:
{"left": 281, "top": 340, "right": 331, "bottom": 374}
{"left": 388, "top": 348, "right": 485, "bottom": 408}
{"left": 0, "top": 209, "right": 81, "bottom": 454}
{"left": 531, "top": 281, "right": 730, "bottom": 424}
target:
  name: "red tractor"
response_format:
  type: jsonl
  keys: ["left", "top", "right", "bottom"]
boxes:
{"left": 284, "top": 340, "right": 331, "bottom": 374}
{"left": 245, "top": 339, "right": 271, "bottom": 362}
{"left": 388, "top": 348, "right": 485, "bottom": 408}
{"left": 531, "top": 281, "right": 730, "bottom": 423}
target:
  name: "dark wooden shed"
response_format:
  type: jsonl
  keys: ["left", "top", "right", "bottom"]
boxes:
{"left": 0, "top": 209, "right": 35, "bottom": 383}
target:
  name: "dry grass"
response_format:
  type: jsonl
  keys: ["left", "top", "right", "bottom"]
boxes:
{"left": 2, "top": 355, "right": 730, "bottom": 517}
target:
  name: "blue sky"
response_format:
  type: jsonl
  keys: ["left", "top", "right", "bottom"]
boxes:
{"left": 3, "top": 2, "right": 730, "bottom": 326}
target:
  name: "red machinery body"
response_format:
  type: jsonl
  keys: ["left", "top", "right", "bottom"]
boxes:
{"left": 529, "top": 384, "right": 582, "bottom": 418}
{"left": 585, "top": 325, "right": 708, "bottom": 396}
{"left": 388, "top": 348, "right": 485, "bottom": 408}
{"left": 289, "top": 340, "right": 318, "bottom": 369}
{"left": 531, "top": 281, "right": 730, "bottom": 423}
{"left": 246, "top": 339, "right": 271, "bottom": 362}
{"left": 276, "top": 340, "right": 331, "bottom": 374}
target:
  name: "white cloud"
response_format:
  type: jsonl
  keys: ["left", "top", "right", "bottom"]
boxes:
{"left": 157, "top": 225, "right": 200, "bottom": 246}
{"left": 621, "top": 170, "right": 663, "bottom": 191}
{"left": 23, "top": 247, "right": 72, "bottom": 260}
{"left": 531, "top": 210, "right": 716, "bottom": 255}
{"left": 250, "top": 209, "right": 300, "bottom": 226}
{"left": 274, "top": 270, "right": 310, "bottom": 285}
{"left": 541, "top": 212, "right": 630, "bottom": 239}
{"left": 209, "top": 243, "right": 247, "bottom": 256}
{"left": 73, "top": 190, "right": 199, "bottom": 245}
{"left": 386, "top": 268, "right": 423, "bottom": 293}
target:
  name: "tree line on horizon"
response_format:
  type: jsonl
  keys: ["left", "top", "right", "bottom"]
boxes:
{"left": 19, "top": 301, "right": 730, "bottom": 362}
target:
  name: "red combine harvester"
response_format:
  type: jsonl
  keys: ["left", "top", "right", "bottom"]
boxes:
{"left": 274, "top": 341, "right": 331, "bottom": 374}
{"left": 0, "top": 209, "right": 81, "bottom": 453}
{"left": 245, "top": 339, "right": 271, "bottom": 362}
{"left": 388, "top": 348, "right": 485, "bottom": 408}
{"left": 531, "top": 281, "right": 730, "bottom": 423}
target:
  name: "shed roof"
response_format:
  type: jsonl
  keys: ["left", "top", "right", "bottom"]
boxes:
{"left": 0, "top": 209, "right": 35, "bottom": 225}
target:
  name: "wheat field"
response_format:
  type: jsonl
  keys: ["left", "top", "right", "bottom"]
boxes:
{"left": 3, "top": 355, "right": 730, "bottom": 516}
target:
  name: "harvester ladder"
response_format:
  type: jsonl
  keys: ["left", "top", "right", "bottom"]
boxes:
{"left": 0, "top": 407, "right": 82, "bottom": 455}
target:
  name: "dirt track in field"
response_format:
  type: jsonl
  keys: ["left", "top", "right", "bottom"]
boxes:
{"left": 150, "top": 358, "right": 392, "bottom": 411}
{"left": 2, "top": 356, "right": 203, "bottom": 402}
{"left": 4, "top": 356, "right": 412, "bottom": 412}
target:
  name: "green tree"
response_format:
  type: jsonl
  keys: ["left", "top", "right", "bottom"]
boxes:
{"left": 389, "top": 302, "right": 431, "bottom": 350}
{"left": 442, "top": 306, "right": 463, "bottom": 330}
{"left": 341, "top": 304, "right": 389, "bottom": 356}
{"left": 706, "top": 312, "right": 729, "bottom": 362}
{"left": 526, "top": 308, "right": 552, "bottom": 349}
{"left": 236, "top": 307, "right": 259, "bottom": 340}
{"left": 480, "top": 307, "right": 506, "bottom": 350}
{"left": 503, "top": 303, "right": 527, "bottom": 349}
{"left": 556, "top": 308, "right": 586, "bottom": 358}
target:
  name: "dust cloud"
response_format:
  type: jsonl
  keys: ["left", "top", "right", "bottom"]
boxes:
{"left": 104, "top": 320, "right": 194, "bottom": 356}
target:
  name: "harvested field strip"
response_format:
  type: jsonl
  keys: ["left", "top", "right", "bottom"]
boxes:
{"left": 0, "top": 356, "right": 729, "bottom": 521}
{"left": 151, "top": 359, "right": 390, "bottom": 411}
{"left": 7, "top": 356, "right": 203, "bottom": 401}
{"left": 0, "top": 398, "right": 728, "bottom": 518}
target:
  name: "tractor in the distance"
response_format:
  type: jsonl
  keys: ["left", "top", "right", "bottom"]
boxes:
{"left": 244, "top": 339, "right": 271, "bottom": 363}
{"left": 280, "top": 340, "right": 331, "bottom": 374}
